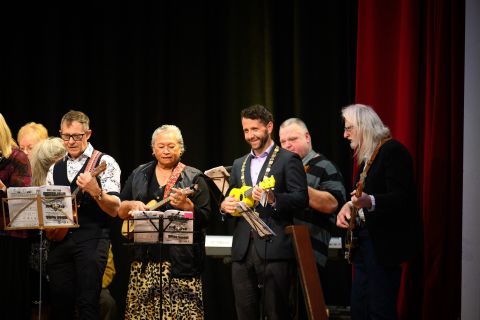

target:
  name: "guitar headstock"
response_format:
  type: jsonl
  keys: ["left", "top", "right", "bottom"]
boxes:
{"left": 259, "top": 175, "right": 275, "bottom": 190}
{"left": 92, "top": 161, "right": 107, "bottom": 177}
{"left": 182, "top": 184, "right": 198, "bottom": 195}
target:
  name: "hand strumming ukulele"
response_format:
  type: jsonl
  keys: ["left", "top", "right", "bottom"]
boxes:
{"left": 228, "top": 175, "right": 275, "bottom": 216}
{"left": 121, "top": 184, "right": 198, "bottom": 239}
{"left": 46, "top": 161, "right": 107, "bottom": 241}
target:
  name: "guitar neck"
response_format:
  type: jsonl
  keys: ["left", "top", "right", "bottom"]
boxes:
{"left": 71, "top": 186, "right": 80, "bottom": 198}
{"left": 244, "top": 188, "right": 254, "bottom": 198}
{"left": 348, "top": 183, "right": 364, "bottom": 230}
{"left": 148, "top": 197, "right": 171, "bottom": 211}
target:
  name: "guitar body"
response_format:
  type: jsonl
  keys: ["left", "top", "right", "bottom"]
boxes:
{"left": 228, "top": 176, "right": 276, "bottom": 216}
{"left": 45, "top": 228, "right": 69, "bottom": 241}
{"left": 229, "top": 186, "right": 255, "bottom": 208}
{"left": 344, "top": 207, "right": 359, "bottom": 263}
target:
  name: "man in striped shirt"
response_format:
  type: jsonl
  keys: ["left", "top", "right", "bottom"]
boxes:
{"left": 279, "top": 118, "right": 346, "bottom": 306}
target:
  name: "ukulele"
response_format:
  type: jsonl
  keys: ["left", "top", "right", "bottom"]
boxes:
{"left": 121, "top": 184, "right": 198, "bottom": 239}
{"left": 46, "top": 161, "right": 107, "bottom": 241}
{"left": 344, "top": 171, "right": 366, "bottom": 263}
{"left": 228, "top": 175, "right": 276, "bottom": 216}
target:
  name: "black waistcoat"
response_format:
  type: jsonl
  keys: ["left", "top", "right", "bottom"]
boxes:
{"left": 53, "top": 158, "right": 110, "bottom": 242}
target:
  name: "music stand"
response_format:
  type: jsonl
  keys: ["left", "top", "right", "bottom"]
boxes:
{"left": 2, "top": 186, "right": 79, "bottom": 320}
{"left": 124, "top": 210, "right": 195, "bottom": 320}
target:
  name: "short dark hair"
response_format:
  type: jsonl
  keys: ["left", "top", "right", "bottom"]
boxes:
{"left": 240, "top": 104, "right": 273, "bottom": 125}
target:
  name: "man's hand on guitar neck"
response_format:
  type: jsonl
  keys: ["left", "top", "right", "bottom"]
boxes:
{"left": 76, "top": 169, "right": 120, "bottom": 217}
{"left": 252, "top": 185, "right": 275, "bottom": 206}
{"left": 337, "top": 191, "right": 375, "bottom": 228}
{"left": 76, "top": 171, "right": 102, "bottom": 200}
{"left": 350, "top": 190, "right": 373, "bottom": 210}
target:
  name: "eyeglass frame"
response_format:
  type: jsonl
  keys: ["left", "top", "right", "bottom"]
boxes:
{"left": 59, "top": 132, "right": 87, "bottom": 141}
{"left": 344, "top": 125, "right": 355, "bottom": 133}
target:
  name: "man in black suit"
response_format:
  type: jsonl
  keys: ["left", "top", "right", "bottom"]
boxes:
{"left": 220, "top": 104, "right": 308, "bottom": 320}
{"left": 336, "top": 104, "right": 422, "bottom": 320}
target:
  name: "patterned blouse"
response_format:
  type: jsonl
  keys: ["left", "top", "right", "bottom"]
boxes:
{"left": 0, "top": 147, "right": 32, "bottom": 237}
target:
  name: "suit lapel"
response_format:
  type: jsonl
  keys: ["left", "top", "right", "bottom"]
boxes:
{"left": 245, "top": 155, "right": 253, "bottom": 186}
{"left": 257, "top": 144, "right": 277, "bottom": 184}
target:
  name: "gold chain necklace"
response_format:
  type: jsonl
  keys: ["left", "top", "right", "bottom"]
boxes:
{"left": 241, "top": 145, "right": 279, "bottom": 186}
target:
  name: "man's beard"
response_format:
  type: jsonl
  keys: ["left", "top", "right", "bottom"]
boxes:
{"left": 254, "top": 132, "right": 269, "bottom": 151}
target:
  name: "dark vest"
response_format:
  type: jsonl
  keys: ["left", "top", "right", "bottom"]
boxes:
{"left": 53, "top": 157, "right": 110, "bottom": 242}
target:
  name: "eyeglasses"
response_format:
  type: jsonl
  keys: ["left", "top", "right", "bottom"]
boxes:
{"left": 60, "top": 133, "right": 86, "bottom": 141}
{"left": 344, "top": 125, "right": 354, "bottom": 133}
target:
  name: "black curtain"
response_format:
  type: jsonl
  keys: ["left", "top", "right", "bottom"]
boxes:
{"left": 1, "top": 1, "right": 357, "bottom": 319}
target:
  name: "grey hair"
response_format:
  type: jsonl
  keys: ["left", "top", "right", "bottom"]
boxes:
{"left": 279, "top": 118, "right": 309, "bottom": 133}
{"left": 30, "top": 137, "right": 67, "bottom": 186}
{"left": 60, "top": 110, "right": 90, "bottom": 131}
{"left": 342, "top": 104, "right": 391, "bottom": 163}
{"left": 151, "top": 124, "right": 185, "bottom": 155}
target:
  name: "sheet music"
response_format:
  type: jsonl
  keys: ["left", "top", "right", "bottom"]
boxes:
{"left": 6, "top": 185, "right": 74, "bottom": 228}
{"left": 204, "top": 166, "right": 230, "bottom": 196}
{"left": 236, "top": 202, "right": 276, "bottom": 238}
{"left": 132, "top": 210, "right": 194, "bottom": 244}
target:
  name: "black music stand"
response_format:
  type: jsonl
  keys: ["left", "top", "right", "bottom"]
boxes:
{"left": 124, "top": 210, "right": 195, "bottom": 320}
{"left": 2, "top": 187, "right": 78, "bottom": 320}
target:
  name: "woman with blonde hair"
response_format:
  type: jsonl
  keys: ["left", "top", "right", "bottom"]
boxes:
{"left": 17, "top": 122, "right": 49, "bottom": 157}
{"left": 0, "top": 113, "right": 32, "bottom": 319}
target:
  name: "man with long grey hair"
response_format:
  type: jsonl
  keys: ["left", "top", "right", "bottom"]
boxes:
{"left": 336, "top": 104, "right": 421, "bottom": 319}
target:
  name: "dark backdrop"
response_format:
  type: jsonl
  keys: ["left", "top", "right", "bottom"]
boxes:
{"left": 1, "top": 2, "right": 357, "bottom": 319}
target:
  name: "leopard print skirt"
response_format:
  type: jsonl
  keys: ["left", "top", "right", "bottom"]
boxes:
{"left": 125, "top": 261, "right": 204, "bottom": 320}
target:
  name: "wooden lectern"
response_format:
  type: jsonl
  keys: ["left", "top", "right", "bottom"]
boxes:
{"left": 286, "top": 225, "right": 329, "bottom": 320}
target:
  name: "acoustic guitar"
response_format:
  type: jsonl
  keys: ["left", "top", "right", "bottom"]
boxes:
{"left": 121, "top": 184, "right": 198, "bottom": 239}
{"left": 228, "top": 175, "right": 276, "bottom": 216}
{"left": 344, "top": 172, "right": 366, "bottom": 263}
{"left": 46, "top": 161, "right": 107, "bottom": 241}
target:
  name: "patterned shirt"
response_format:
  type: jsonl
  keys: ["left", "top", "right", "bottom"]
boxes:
{"left": 46, "top": 143, "right": 121, "bottom": 195}
{"left": 295, "top": 149, "right": 346, "bottom": 267}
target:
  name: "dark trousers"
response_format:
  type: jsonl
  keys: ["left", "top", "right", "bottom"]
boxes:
{"left": 47, "top": 235, "right": 109, "bottom": 320}
{"left": 0, "top": 236, "right": 31, "bottom": 320}
{"left": 232, "top": 240, "right": 295, "bottom": 320}
{"left": 351, "top": 228, "right": 401, "bottom": 320}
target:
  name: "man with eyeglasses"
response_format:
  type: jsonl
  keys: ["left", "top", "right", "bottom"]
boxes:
{"left": 45, "top": 110, "right": 121, "bottom": 320}
{"left": 336, "top": 104, "right": 421, "bottom": 320}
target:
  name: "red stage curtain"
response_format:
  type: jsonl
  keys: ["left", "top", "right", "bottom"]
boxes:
{"left": 355, "top": 0, "right": 464, "bottom": 319}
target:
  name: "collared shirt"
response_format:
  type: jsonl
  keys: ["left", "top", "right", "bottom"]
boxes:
{"left": 46, "top": 143, "right": 121, "bottom": 194}
{"left": 249, "top": 142, "right": 274, "bottom": 185}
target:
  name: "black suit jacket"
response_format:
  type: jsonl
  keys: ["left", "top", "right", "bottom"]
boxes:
{"left": 228, "top": 145, "right": 308, "bottom": 261}
{"left": 360, "top": 139, "right": 422, "bottom": 266}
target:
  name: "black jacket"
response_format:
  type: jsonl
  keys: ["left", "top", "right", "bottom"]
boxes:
{"left": 360, "top": 139, "right": 422, "bottom": 266}
{"left": 121, "top": 160, "right": 211, "bottom": 276}
{"left": 228, "top": 145, "right": 308, "bottom": 261}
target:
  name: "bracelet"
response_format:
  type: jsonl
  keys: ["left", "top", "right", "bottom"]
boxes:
{"left": 95, "top": 190, "right": 103, "bottom": 201}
